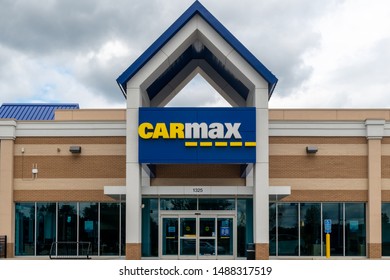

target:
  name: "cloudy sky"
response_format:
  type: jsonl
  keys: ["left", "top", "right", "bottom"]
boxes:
{"left": 1, "top": 0, "right": 390, "bottom": 109}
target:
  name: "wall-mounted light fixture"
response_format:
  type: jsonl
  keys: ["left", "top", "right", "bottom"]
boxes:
{"left": 306, "top": 146, "right": 318, "bottom": 154}
{"left": 69, "top": 146, "right": 82, "bottom": 154}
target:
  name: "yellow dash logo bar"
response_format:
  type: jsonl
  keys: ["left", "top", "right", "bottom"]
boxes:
{"left": 185, "top": 141, "right": 255, "bottom": 147}
{"left": 185, "top": 142, "right": 198, "bottom": 147}
{"left": 245, "top": 142, "right": 256, "bottom": 147}
{"left": 200, "top": 142, "right": 213, "bottom": 147}
{"left": 230, "top": 142, "right": 243, "bottom": 147}
{"left": 215, "top": 142, "right": 228, "bottom": 147}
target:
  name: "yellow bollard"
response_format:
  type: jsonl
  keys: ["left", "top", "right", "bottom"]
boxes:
{"left": 326, "top": 233, "right": 330, "bottom": 258}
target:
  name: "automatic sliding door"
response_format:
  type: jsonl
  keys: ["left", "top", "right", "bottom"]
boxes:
{"left": 162, "top": 217, "right": 178, "bottom": 256}
{"left": 199, "top": 217, "right": 216, "bottom": 257}
{"left": 180, "top": 217, "right": 196, "bottom": 257}
{"left": 161, "top": 215, "right": 235, "bottom": 259}
{"left": 217, "top": 218, "right": 233, "bottom": 256}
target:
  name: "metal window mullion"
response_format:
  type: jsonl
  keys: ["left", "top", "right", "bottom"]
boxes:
{"left": 298, "top": 203, "right": 301, "bottom": 256}
{"left": 98, "top": 203, "right": 101, "bottom": 256}
{"left": 56, "top": 202, "right": 58, "bottom": 256}
{"left": 34, "top": 202, "right": 37, "bottom": 256}
{"left": 276, "top": 203, "right": 279, "bottom": 257}
{"left": 76, "top": 203, "right": 79, "bottom": 256}
{"left": 119, "top": 202, "right": 121, "bottom": 256}
{"left": 343, "top": 203, "right": 346, "bottom": 257}
{"left": 320, "top": 203, "right": 323, "bottom": 257}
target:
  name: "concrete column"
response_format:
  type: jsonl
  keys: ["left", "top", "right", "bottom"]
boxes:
{"left": 125, "top": 88, "right": 143, "bottom": 259}
{"left": 365, "top": 120, "right": 385, "bottom": 259}
{"left": 0, "top": 121, "right": 16, "bottom": 258}
{"left": 254, "top": 88, "right": 269, "bottom": 259}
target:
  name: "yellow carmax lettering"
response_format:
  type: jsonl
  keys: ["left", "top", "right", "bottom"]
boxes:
{"left": 138, "top": 122, "right": 154, "bottom": 139}
{"left": 152, "top": 123, "right": 169, "bottom": 139}
{"left": 170, "top": 123, "right": 185, "bottom": 139}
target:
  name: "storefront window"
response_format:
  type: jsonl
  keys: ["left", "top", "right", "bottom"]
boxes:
{"left": 100, "top": 203, "right": 120, "bottom": 255}
{"left": 121, "top": 202, "right": 126, "bottom": 256}
{"left": 58, "top": 203, "right": 77, "bottom": 242}
{"left": 300, "top": 203, "right": 321, "bottom": 256}
{"left": 79, "top": 203, "right": 98, "bottom": 256}
{"left": 345, "top": 203, "right": 366, "bottom": 256}
{"left": 58, "top": 202, "right": 78, "bottom": 256}
{"left": 36, "top": 203, "right": 56, "bottom": 255}
{"left": 382, "top": 203, "right": 390, "bottom": 255}
{"left": 199, "top": 198, "right": 235, "bottom": 210}
{"left": 160, "top": 198, "right": 197, "bottom": 210}
{"left": 15, "top": 201, "right": 125, "bottom": 257}
{"left": 269, "top": 203, "right": 276, "bottom": 256}
{"left": 142, "top": 198, "right": 159, "bottom": 257}
{"left": 15, "top": 203, "right": 35, "bottom": 256}
{"left": 322, "top": 203, "right": 343, "bottom": 256}
{"left": 277, "top": 203, "right": 298, "bottom": 256}
{"left": 237, "top": 199, "right": 253, "bottom": 258}
{"left": 270, "top": 202, "right": 365, "bottom": 257}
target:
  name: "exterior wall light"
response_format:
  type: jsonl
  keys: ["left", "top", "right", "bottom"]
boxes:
{"left": 69, "top": 146, "right": 82, "bottom": 154}
{"left": 306, "top": 146, "right": 318, "bottom": 154}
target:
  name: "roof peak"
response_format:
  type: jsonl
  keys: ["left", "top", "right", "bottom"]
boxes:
{"left": 117, "top": 1, "right": 277, "bottom": 99}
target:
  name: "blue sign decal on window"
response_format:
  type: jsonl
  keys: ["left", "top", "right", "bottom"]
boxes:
{"left": 220, "top": 227, "right": 230, "bottom": 237}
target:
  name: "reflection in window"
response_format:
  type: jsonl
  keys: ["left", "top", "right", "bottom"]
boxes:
{"left": 121, "top": 202, "right": 126, "bottom": 256}
{"left": 79, "top": 203, "right": 98, "bottom": 255}
{"left": 382, "top": 203, "right": 390, "bottom": 255}
{"left": 15, "top": 201, "right": 125, "bottom": 257}
{"left": 199, "top": 198, "right": 235, "bottom": 210}
{"left": 100, "top": 203, "right": 120, "bottom": 255}
{"left": 277, "top": 203, "right": 298, "bottom": 256}
{"left": 269, "top": 203, "right": 276, "bottom": 256}
{"left": 142, "top": 198, "right": 159, "bottom": 257}
{"left": 15, "top": 203, "right": 35, "bottom": 256}
{"left": 300, "top": 203, "right": 321, "bottom": 256}
{"left": 322, "top": 203, "right": 343, "bottom": 256}
{"left": 58, "top": 203, "right": 77, "bottom": 242}
{"left": 160, "top": 198, "right": 197, "bottom": 210}
{"left": 237, "top": 199, "right": 253, "bottom": 258}
{"left": 345, "top": 203, "right": 366, "bottom": 256}
{"left": 37, "top": 203, "right": 56, "bottom": 255}
{"left": 58, "top": 203, "right": 78, "bottom": 256}
{"left": 270, "top": 202, "right": 366, "bottom": 257}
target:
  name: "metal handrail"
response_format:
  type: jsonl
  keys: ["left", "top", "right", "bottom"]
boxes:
{"left": 49, "top": 241, "right": 91, "bottom": 259}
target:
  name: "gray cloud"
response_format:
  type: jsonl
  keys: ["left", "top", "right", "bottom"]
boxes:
{"left": 0, "top": 0, "right": 351, "bottom": 107}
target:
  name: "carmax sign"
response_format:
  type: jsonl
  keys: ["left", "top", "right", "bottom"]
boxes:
{"left": 138, "top": 107, "right": 256, "bottom": 163}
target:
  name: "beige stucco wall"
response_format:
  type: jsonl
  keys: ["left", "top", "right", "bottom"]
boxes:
{"left": 0, "top": 140, "right": 14, "bottom": 246}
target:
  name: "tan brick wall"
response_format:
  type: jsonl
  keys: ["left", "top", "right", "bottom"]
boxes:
{"left": 14, "top": 190, "right": 116, "bottom": 202}
{"left": 381, "top": 191, "right": 390, "bottom": 201}
{"left": 7, "top": 243, "right": 14, "bottom": 258}
{"left": 255, "top": 243, "right": 269, "bottom": 260}
{"left": 155, "top": 164, "right": 242, "bottom": 178}
{"left": 368, "top": 243, "right": 381, "bottom": 259}
{"left": 270, "top": 156, "right": 368, "bottom": 178}
{"left": 270, "top": 137, "right": 367, "bottom": 144}
{"left": 381, "top": 137, "right": 390, "bottom": 144}
{"left": 382, "top": 156, "right": 390, "bottom": 178}
{"left": 279, "top": 190, "right": 367, "bottom": 202}
{"left": 151, "top": 164, "right": 245, "bottom": 186}
{"left": 14, "top": 155, "right": 125, "bottom": 179}
{"left": 126, "top": 243, "right": 141, "bottom": 260}
{"left": 151, "top": 178, "right": 245, "bottom": 186}
{"left": 15, "top": 136, "right": 125, "bottom": 145}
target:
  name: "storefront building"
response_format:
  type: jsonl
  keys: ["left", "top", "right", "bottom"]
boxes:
{"left": 0, "top": 1, "right": 389, "bottom": 259}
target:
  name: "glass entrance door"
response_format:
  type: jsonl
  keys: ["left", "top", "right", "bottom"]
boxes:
{"left": 199, "top": 217, "right": 216, "bottom": 257}
{"left": 161, "top": 214, "right": 235, "bottom": 259}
